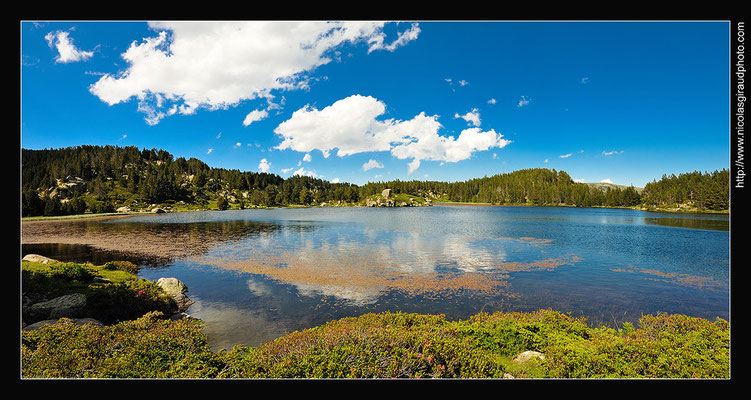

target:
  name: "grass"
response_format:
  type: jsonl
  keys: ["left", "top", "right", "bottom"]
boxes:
{"left": 20, "top": 260, "right": 730, "bottom": 379}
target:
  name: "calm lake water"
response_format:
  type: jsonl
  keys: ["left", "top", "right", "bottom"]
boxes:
{"left": 22, "top": 205, "right": 730, "bottom": 351}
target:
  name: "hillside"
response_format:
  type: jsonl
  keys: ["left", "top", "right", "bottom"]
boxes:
{"left": 586, "top": 182, "right": 644, "bottom": 194}
{"left": 21, "top": 145, "right": 729, "bottom": 217}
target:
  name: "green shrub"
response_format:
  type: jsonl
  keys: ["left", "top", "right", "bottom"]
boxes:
{"left": 103, "top": 260, "right": 141, "bottom": 275}
{"left": 85, "top": 279, "right": 177, "bottom": 324}
{"left": 22, "top": 312, "right": 219, "bottom": 378}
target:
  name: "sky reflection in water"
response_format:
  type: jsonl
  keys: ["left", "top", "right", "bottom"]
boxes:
{"left": 23, "top": 206, "right": 729, "bottom": 350}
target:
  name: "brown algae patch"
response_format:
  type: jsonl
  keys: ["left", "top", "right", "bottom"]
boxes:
{"left": 192, "top": 249, "right": 581, "bottom": 303}
{"left": 611, "top": 265, "right": 727, "bottom": 291}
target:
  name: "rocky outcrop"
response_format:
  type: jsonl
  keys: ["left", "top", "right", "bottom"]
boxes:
{"left": 22, "top": 254, "right": 57, "bottom": 264}
{"left": 24, "top": 293, "right": 87, "bottom": 323}
{"left": 47, "top": 176, "right": 86, "bottom": 198}
{"left": 364, "top": 191, "right": 431, "bottom": 208}
{"left": 513, "top": 350, "right": 546, "bottom": 363}
{"left": 156, "top": 277, "right": 194, "bottom": 312}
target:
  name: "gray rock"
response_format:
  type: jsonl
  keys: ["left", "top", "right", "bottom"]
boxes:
{"left": 25, "top": 293, "right": 87, "bottom": 322}
{"left": 382, "top": 189, "right": 391, "bottom": 197}
{"left": 152, "top": 207, "right": 166, "bottom": 213}
{"left": 513, "top": 350, "right": 546, "bottom": 363}
{"left": 156, "top": 277, "right": 194, "bottom": 312}
{"left": 22, "top": 254, "right": 57, "bottom": 264}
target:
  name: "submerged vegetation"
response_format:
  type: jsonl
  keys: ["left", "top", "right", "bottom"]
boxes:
{"left": 22, "top": 145, "right": 728, "bottom": 217}
{"left": 21, "top": 259, "right": 729, "bottom": 379}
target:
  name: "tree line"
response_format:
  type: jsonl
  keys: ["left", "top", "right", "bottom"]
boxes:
{"left": 21, "top": 145, "right": 729, "bottom": 217}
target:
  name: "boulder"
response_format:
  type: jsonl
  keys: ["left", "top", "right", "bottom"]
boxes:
{"left": 513, "top": 350, "right": 546, "bottom": 363}
{"left": 152, "top": 207, "right": 166, "bottom": 213}
{"left": 22, "top": 254, "right": 57, "bottom": 264}
{"left": 156, "top": 277, "right": 194, "bottom": 312}
{"left": 25, "top": 293, "right": 87, "bottom": 322}
{"left": 116, "top": 206, "right": 132, "bottom": 213}
{"left": 382, "top": 189, "right": 391, "bottom": 198}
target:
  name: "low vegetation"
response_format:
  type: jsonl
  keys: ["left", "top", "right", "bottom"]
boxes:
{"left": 21, "top": 260, "right": 730, "bottom": 379}
{"left": 22, "top": 260, "right": 178, "bottom": 325}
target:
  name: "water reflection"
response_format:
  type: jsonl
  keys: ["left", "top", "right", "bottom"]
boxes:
{"left": 21, "top": 206, "right": 730, "bottom": 349}
{"left": 642, "top": 216, "right": 729, "bottom": 231}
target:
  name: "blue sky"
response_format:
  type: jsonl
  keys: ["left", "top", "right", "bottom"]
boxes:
{"left": 21, "top": 21, "right": 730, "bottom": 187}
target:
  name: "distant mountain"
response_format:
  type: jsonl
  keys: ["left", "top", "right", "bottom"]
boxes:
{"left": 586, "top": 182, "right": 644, "bottom": 194}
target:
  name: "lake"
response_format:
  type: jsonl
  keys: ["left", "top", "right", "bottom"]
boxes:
{"left": 21, "top": 205, "right": 730, "bottom": 352}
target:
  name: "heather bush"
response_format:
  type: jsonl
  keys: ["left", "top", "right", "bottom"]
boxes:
{"left": 103, "top": 260, "right": 141, "bottom": 275}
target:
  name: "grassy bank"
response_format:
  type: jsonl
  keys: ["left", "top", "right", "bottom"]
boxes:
{"left": 20, "top": 259, "right": 730, "bottom": 379}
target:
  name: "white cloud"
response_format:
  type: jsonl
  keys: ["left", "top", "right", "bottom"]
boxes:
{"left": 207, "top": 148, "right": 214, "bottom": 154}
{"left": 600, "top": 178, "right": 613, "bottom": 184}
{"left": 581, "top": 77, "right": 590, "bottom": 84}
{"left": 303, "top": 153, "right": 312, "bottom": 162}
{"left": 559, "top": 153, "right": 573, "bottom": 158}
{"left": 487, "top": 98, "right": 496, "bottom": 105}
{"left": 234, "top": 142, "right": 242, "bottom": 148}
{"left": 454, "top": 108, "right": 481, "bottom": 127}
{"left": 45, "top": 30, "right": 94, "bottom": 63}
{"left": 366, "top": 22, "right": 420, "bottom": 53}
{"left": 243, "top": 109, "right": 269, "bottom": 126}
{"left": 517, "top": 96, "right": 531, "bottom": 107}
{"left": 275, "top": 94, "right": 511, "bottom": 175}
{"left": 89, "top": 21, "right": 419, "bottom": 125}
{"left": 258, "top": 158, "right": 271, "bottom": 173}
{"left": 330, "top": 178, "right": 340, "bottom": 183}
{"left": 407, "top": 159, "right": 421, "bottom": 175}
{"left": 573, "top": 178, "right": 586, "bottom": 183}
{"left": 281, "top": 167, "right": 294, "bottom": 174}
{"left": 362, "top": 159, "right": 384, "bottom": 171}
{"left": 293, "top": 167, "right": 318, "bottom": 178}
{"left": 602, "top": 150, "right": 624, "bottom": 156}
{"left": 459, "top": 80, "right": 469, "bottom": 86}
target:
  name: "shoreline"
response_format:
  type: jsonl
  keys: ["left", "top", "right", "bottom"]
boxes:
{"left": 21, "top": 201, "right": 730, "bottom": 224}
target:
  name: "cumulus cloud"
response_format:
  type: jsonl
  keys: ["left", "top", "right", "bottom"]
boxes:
{"left": 258, "top": 158, "right": 271, "bottom": 173}
{"left": 275, "top": 94, "right": 511, "bottom": 175}
{"left": 45, "top": 30, "right": 94, "bottom": 63}
{"left": 303, "top": 153, "right": 312, "bottom": 162}
{"left": 243, "top": 109, "right": 269, "bottom": 126}
{"left": 293, "top": 167, "right": 318, "bottom": 178}
{"left": 454, "top": 108, "right": 481, "bottom": 127}
{"left": 89, "top": 21, "right": 419, "bottom": 125}
{"left": 600, "top": 178, "right": 613, "bottom": 184}
{"left": 517, "top": 96, "right": 531, "bottom": 107}
{"left": 330, "top": 178, "right": 340, "bottom": 183}
{"left": 362, "top": 159, "right": 384, "bottom": 171}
